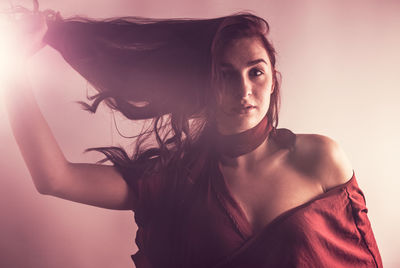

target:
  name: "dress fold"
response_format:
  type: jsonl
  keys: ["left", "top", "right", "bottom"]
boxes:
{"left": 119, "top": 129, "right": 382, "bottom": 267}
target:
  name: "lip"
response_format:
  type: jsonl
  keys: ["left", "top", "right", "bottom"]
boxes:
{"left": 232, "top": 105, "right": 256, "bottom": 114}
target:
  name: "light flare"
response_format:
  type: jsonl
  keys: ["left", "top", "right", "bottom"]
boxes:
{"left": 0, "top": 13, "right": 23, "bottom": 87}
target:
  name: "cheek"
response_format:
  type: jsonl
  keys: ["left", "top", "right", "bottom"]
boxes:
{"left": 259, "top": 94, "right": 271, "bottom": 112}
{"left": 217, "top": 91, "right": 236, "bottom": 110}
{"left": 255, "top": 84, "right": 273, "bottom": 113}
{"left": 256, "top": 79, "right": 273, "bottom": 100}
{"left": 212, "top": 80, "right": 231, "bottom": 105}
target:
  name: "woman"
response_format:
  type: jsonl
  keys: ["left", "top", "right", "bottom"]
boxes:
{"left": 4, "top": 3, "right": 382, "bottom": 268}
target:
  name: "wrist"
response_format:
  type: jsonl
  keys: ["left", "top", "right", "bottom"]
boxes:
{"left": 0, "top": 61, "right": 29, "bottom": 91}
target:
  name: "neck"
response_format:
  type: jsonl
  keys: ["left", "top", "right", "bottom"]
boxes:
{"left": 214, "top": 115, "right": 274, "bottom": 167}
{"left": 219, "top": 134, "right": 275, "bottom": 168}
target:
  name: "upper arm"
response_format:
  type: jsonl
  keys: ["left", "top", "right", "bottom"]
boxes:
{"left": 293, "top": 134, "right": 354, "bottom": 192}
{"left": 43, "top": 162, "right": 136, "bottom": 211}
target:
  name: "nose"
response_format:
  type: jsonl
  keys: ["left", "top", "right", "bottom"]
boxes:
{"left": 235, "top": 75, "right": 252, "bottom": 99}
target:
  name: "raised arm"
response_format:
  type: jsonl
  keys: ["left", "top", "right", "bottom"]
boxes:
{"left": 2, "top": 11, "right": 135, "bottom": 211}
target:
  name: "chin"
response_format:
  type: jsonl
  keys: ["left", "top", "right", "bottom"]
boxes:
{"left": 229, "top": 117, "right": 260, "bottom": 133}
{"left": 239, "top": 120, "right": 259, "bottom": 131}
{"left": 216, "top": 111, "right": 264, "bottom": 134}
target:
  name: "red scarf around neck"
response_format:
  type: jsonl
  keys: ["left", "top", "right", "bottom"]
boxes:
{"left": 215, "top": 115, "right": 273, "bottom": 158}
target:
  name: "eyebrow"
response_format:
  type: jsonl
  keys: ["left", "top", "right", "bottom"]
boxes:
{"left": 219, "top": 58, "right": 268, "bottom": 68}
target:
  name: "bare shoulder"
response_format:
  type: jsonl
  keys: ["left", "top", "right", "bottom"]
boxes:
{"left": 288, "top": 132, "right": 354, "bottom": 192}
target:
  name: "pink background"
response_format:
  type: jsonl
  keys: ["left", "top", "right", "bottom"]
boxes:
{"left": 1, "top": 0, "right": 399, "bottom": 267}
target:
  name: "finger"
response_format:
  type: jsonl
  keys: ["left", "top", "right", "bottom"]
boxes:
{"left": 33, "top": 0, "right": 39, "bottom": 13}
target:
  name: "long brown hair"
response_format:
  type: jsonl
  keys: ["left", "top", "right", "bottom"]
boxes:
{"left": 210, "top": 15, "right": 281, "bottom": 129}
{"left": 43, "top": 11, "right": 281, "bottom": 182}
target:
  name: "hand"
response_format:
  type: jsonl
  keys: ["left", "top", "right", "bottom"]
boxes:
{"left": 0, "top": 8, "right": 49, "bottom": 86}
{"left": 5, "top": 9, "right": 49, "bottom": 62}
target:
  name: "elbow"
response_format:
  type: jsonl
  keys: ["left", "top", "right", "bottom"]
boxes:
{"left": 36, "top": 186, "right": 52, "bottom": 195}
{"left": 35, "top": 182, "right": 51, "bottom": 195}
{"left": 31, "top": 162, "right": 70, "bottom": 196}
{"left": 33, "top": 179, "right": 56, "bottom": 196}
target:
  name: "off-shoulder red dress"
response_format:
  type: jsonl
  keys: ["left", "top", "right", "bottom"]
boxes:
{"left": 118, "top": 129, "right": 382, "bottom": 268}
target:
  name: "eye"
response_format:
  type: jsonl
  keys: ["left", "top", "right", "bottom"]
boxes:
{"left": 249, "top": 68, "right": 264, "bottom": 77}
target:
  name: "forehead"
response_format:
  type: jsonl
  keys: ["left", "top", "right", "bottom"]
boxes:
{"left": 219, "top": 37, "right": 271, "bottom": 67}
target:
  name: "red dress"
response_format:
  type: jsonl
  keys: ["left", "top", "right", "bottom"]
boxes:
{"left": 120, "top": 129, "right": 382, "bottom": 268}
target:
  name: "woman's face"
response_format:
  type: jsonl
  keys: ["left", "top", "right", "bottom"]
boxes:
{"left": 215, "top": 36, "right": 274, "bottom": 135}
